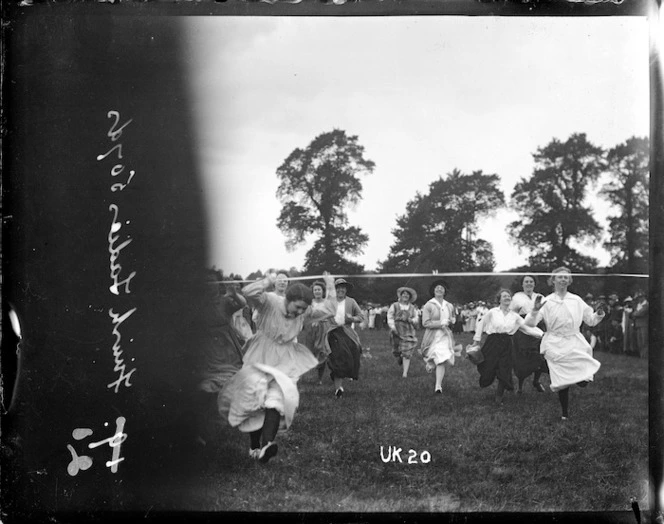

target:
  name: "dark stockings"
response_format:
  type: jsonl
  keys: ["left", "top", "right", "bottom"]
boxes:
{"left": 249, "top": 408, "right": 281, "bottom": 449}
{"left": 558, "top": 388, "right": 570, "bottom": 418}
{"left": 496, "top": 381, "right": 506, "bottom": 403}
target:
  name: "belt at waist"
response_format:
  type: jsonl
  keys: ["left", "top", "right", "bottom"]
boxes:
{"left": 544, "top": 331, "right": 579, "bottom": 338}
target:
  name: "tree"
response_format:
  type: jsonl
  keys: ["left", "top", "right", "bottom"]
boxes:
{"left": 508, "top": 133, "right": 605, "bottom": 272}
{"left": 381, "top": 169, "right": 505, "bottom": 273}
{"left": 276, "top": 129, "right": 375, "bottom": 275}
{"left": 246, "top": 270, "right": 264, "bottom": 281}
{"left": 600, "top": 137, "right": 649, "bottom": 274}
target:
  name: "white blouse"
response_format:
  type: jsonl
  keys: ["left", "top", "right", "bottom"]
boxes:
{"left": 474, "top": 307, "right": 543, "bottom": 342}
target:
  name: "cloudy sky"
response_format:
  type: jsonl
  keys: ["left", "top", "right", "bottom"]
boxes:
{"left": 182, "top": 15, "right": 649, "bottom": 278}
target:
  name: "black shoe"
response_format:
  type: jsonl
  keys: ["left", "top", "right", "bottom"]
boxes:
{"left": 335, "top": 388, "right": 344, "bottom": 398}
{"left": 533, "top": 382, "right": 546, "bottom": 393}
{"left": 258, "top": 442, "right": 278, "bottom": 463}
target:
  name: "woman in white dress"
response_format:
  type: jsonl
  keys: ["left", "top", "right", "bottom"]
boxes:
{"left": 525, "top": 267, "right": 605, "bottom": 420}
{"left": 218, "top": 271, "right": 336, "bottom": 463}
{"left": 419, "top": 280, "right": 456, "bottom": 395}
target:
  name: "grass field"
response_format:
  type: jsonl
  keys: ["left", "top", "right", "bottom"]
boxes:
{"left": 184, "top": 329, "right": 649, "bottom": 513}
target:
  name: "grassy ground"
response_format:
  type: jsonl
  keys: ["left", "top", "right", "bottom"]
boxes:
{"left": 184, "top": 329, "right": 648, "bottom": 513}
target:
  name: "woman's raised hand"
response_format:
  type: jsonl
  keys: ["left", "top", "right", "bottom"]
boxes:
{"left": 322, "top": 271, "right": 334, "bottom": 287}
{"left": 533, "top": 295, "right": 545, "bottom": 312}
{"left": 264, "top": 269, "right": 278, "bottom": 286}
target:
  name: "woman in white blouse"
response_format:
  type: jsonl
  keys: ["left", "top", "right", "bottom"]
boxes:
{"left": 469, "top": 289, "right": 543, "bottom": 405}
{"left": 525, "top": 267, "right": 605, "bottom": 420}
{"left": 419, "top": 280, "right": 456, "bottom": 395}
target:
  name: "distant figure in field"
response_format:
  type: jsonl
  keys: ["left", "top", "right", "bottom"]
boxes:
{"left": 387, "top": 286, "right": 420, "bottom": 379}
{"left": 525, "top": 267, "right": 605, "bottom": 421}
{"left": 621, "top": 296, "right": 634, "bottom": 355}
{"left": 368, "top": 306, "right": 377, "bottom": 329}
{"left": 630, "top": 290, "right": 648, "bottom": 359}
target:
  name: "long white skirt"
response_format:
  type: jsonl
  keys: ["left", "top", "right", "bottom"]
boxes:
{"left": 422, "top": 330, "right": 455, "bottom": 370}
{"left": 541, "top": 332, "right": 600, "bottom": 392}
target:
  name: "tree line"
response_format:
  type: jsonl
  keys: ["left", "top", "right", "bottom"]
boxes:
{"left": 213, "top": 129, "right": 649, "bottom": 305}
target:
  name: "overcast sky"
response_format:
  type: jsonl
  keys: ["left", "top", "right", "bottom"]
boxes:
{"left": 182, "top": 15, "right": 649, "bottom": 278}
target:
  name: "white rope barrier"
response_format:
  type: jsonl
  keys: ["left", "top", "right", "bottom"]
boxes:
{"left": 209, "top": 271, "right": 649, "bottom": 285}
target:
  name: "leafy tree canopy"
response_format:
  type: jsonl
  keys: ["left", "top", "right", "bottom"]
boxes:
{"left": 276, "top": 129, "right": 375, "bottom": 275}
{"left": 381, "top": 169, "right": 505, "bottom": 274}
{"left": 508, "top": 133, "right": 605, "bottom": 272}
{"left": 600, "top": 136, "right": 649, "bottom": 273}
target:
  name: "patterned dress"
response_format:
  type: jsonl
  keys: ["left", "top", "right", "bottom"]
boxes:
{"left": 387, "top": 302, "right": 419, "bottom": 359}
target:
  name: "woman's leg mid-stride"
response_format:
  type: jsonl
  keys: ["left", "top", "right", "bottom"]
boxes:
{"left": 434, "top": 363, "right": 446, "bottom": 393}
{"left": 402, "top": 357, "right": 411, "bottom": 378}
{"left": 334, "top": 377, "right": 344, "bottom": 397}
{"left": 558, "top": 388, "right": 570, "bottom": 420}
{"left": 248, "top": 430, "right": 261, "bottom": 458}
{"left": 496, "top": 381, "right": 506, "bottom": 405}
{"left": 317, "top": 362, "right": 326, "bottom": 384}
{"left": 256, "top": 408, "right": 280, "bottom": 463}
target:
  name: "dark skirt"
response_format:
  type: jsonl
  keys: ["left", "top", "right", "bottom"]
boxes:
{"left": 477, "top": 333, "right": 514, "bottom": 390}
{"left": 327, "top": 326, "right": 362, "bottom": 380}
{"left": 511, "top": 330, "right": 548, "bottom": 380}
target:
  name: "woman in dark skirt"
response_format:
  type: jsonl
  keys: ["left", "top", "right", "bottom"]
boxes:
{"left": 301, "top": 280, "right": 335, "bottom": 383}
{"left": 468, "top": 289, "right": 543, "bottom": 405}
{"left": 326, "top": 278, "right": 364, "bottom": 398}
{"left": 510, "top": 275, "right": 549, "bottom": 393}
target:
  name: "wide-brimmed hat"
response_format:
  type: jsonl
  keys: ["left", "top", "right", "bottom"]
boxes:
{"left": 396, "top": 286, "right": 418, "bottom": 303}
{"left": 334, "top": 278, "right": 353, "bottom": 293}
{"left": 624, "top": 296, "right": 633, "bottom": 303}
{"left": 429, "top": 279, "right": 451, "bottom": 297}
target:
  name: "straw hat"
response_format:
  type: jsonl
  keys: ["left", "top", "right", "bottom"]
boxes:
{"left": 396, "top": 286, "right": 418, "bottom": 303}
